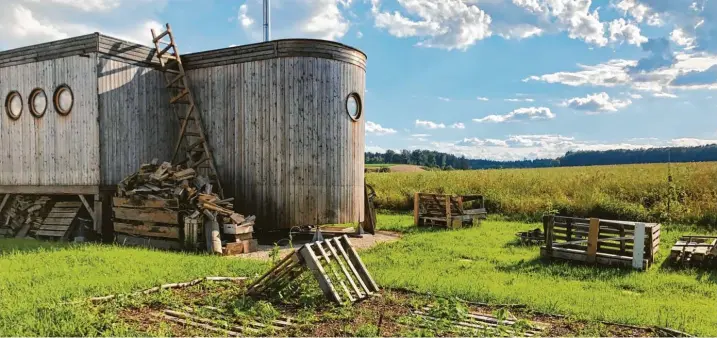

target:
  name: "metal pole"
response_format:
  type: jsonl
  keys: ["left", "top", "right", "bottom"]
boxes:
{"left": 263, "top": 0, "right": 271, "bottom": 41}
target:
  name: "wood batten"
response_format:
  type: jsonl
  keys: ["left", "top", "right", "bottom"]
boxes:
{"left": 182, "top": 39, "right": 367, "bottom": 70}
{"left": 0, "top": 34, "right": 97, "bottom": 69}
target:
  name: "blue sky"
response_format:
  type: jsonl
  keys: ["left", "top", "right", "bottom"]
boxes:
{"left": 1, "top": 0, "right": 716, "bottom": 160}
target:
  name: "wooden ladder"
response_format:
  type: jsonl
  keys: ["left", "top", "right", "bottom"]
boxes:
{"left": 151, "top": 23, "right": 224, "bottom": 198}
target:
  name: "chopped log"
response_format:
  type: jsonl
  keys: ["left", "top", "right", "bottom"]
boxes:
{"left": 224, "top": 242, "right": 244, "bottom": 255}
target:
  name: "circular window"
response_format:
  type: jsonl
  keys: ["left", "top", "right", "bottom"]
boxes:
{"left": 5, "top": 91, "right": 23, "bottom": 120}
{"left": 346, "top": 92, "right": 362, "bottom": 121}
{"left": 54, "top": 85, "right": 74, "bottom": 115}
{"left": 29, "top": 88, "right": 47, "bottom": 118}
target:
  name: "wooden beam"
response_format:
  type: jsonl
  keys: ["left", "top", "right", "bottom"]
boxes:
{"left": 413, "top": 192, "right": 419, "bottom": 226}
{"left": 113, "top": 207, "right": 179, "bottom": 225}
{"left": 587, "top": 218, "right": 600, "bottom": 263}
{"left": 543, "top": 215, "right": 554, "bottom": 254}
{"left": 113, "top": 222, "right": 180, "bottom": 239}
{"left": 112, "top": 197, "right": 178, "bottom": 209}
{"left": 78, "top": 195, "right": 95, "bottom": 222}
{"left": 0, "top": 185, "right": 99, "bottom": 195}
{"left": 94, "top": 195, "right": 103, "bottom": 234}
{"left": 0, "top": 194, "right": 10, "bottom": 214}
{"left": 632, "top": 223, "right": 645, "bottom": 270}
{"left": 445, "top": 194, "right": 451, "bottom": 229}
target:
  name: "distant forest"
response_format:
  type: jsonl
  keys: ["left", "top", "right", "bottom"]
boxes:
{"left": 365, "top": 144, "right": 717, "bottom": 169}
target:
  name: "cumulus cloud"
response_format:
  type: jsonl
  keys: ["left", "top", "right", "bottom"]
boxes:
{"left": 561, "top": 92, "right": 632, "bottom": 114}
{"left": 474, "top": 107, "right": 555, "bottom": 123}
{"left": 505, "top": 98, "right": 535, "bottom": 102}
{"left": 238, "top": 0, "right": 352, "bottom": 42}
{"left": 438, "top": 96, "right": 451, "bottom": 102}
{"left": 451, "top": 122, "right": 465, "bottom": 129}
{"left": 608, "top": 18, "right": 647, "bottom": 46}
{"left": 366, "top": 121, "right": 398, "bottom": 135}
{"left": 671, "top": 64, "right": 717, "bottom": 89}
{"left": 415, "top": 119, "right": 446, "bottom": 129}
{"left": 238, "top": 4, "right": 254, "bottom": 28}
{"left": 512, "top": 0, "right": 608, "bottom": 46}
{"left": 0, "top": 1, "right": 166, "bottom": 49}
{"left": 631, "top": 37, "right": 676, "bottom": 73}
{"left": 476, "top": 96, "right": 490, "bottom": 101}
{"left": 653, "top": 92, "right": 678, "bottom": 98}
{"left": 372, "top": 0, "right": 492, "bottom": 50}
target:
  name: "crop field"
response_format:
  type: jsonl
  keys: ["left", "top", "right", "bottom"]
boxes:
{"left": 1, "top": 213, "right": 715, "bottom": 336}
{"left": 367, "top": 162, "right": 717, "bottom": 226}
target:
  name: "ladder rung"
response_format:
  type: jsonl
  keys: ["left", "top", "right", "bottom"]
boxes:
{"left": 170, "top": 89, "right": 189, "bottom": 104}
{"left": 153, "top": 30, "right": 169, "bottom": 43}
{"left": 184, "top": 132, "right": 201, "bottom": 137}
{"left": 187, "top": 139, "right": 204, "bottom": 150}
{"left": 167, "top": 74, "right": 184, "bottom": 88}
{"left": 191, "top": 156, "right": 209, "bottom": 169}
{"left": 158, "top": 43, "right": 174, "bottom": 57}
{"left": 164, "top": 68, "right": 181, "bottom": 75}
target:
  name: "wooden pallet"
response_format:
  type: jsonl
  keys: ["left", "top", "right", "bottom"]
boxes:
{"left": 35, "top": 201, "right": 82, "bottom": 239}
{"left": 412, "top": 306, "right": 544, "bottom": 336}
{"left": 414, "top": 193, "right": 487, "bottom": 229}
{"left": 541, "top": 216, "right": 660, "bottom": 270}
{"left": 247, "top": 235, "right": 380, "bottom": 303}
{"left": 669, "top": 235, "right": 717, "bottom": 267}
{"left": 151, "top": 23, "right": 224, "bottom": 198}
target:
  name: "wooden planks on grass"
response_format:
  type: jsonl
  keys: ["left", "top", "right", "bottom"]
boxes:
{"left": 541, "top": 215, "right": 660, "bottom": 270}
{"left": 113, "top": 222, "right": 180, "bottom": 239}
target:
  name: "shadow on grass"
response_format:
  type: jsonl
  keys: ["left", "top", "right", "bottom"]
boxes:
{"left": 495, "top": 256, "right": 637, "bottom": 280}
{"left": 0, "top": 238, "right": 70, "bottom": 255}
{"left": 657, "top": 258, "right": 717, "bottom": 284}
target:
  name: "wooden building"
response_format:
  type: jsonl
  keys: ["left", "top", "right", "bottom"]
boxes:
{"left": 0, "top": 33, "right": 366, "bottom": 235}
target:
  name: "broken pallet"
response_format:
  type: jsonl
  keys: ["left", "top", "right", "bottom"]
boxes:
{"left": 669, "top": 235, "right": 717, "bottom": 268}
{"left": 35, "top": 201, "right": 82, "bottom": 239}
{"left": 247, "top": 235, "right": 379, "bottom": 303}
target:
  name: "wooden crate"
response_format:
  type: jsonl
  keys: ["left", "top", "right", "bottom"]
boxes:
{"left": 413, "top": 193, "right": 487, "bottom": 229}
{"left": 669, "top": 235, "right": 717, "bottom": 267}
{"left": 112, "top": 197, "right": 186, "bottom": 250}
{"left": 540, "top": 216, "right": 660, "bottom": 270}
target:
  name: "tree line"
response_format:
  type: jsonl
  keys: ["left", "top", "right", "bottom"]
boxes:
{"left": 365, "top": 144, "right": 717, "bottom": 169}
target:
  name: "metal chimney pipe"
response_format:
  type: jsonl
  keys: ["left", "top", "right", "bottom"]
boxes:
{"left": 263, "top": 0, "right": 270, "bottom": 41}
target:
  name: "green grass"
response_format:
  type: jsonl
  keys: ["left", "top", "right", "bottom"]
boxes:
{"left": 2, "top": 214, "right": 716, "bottom": 336}
{"left": 0, "top": 240, "right": 267, "bottom": 336}
{"left": 365, "top": 214, "right": 717, "bottom": 335}
{"left": 367, "top": 162, "right": 717, "bottom": 227}
{"left": 365, "top": 163, "right": 397, "bottom": 168}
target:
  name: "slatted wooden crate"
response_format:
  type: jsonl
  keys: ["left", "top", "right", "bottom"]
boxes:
{"left": 669, "top": 235, "right": 717, "bottom": 268}
{"left": 541, "top": 216, "right": 660, "bottom": 270}
{"left": 112, "top": 197, "right": 191, "bottom": 250}
{"left": 413, "top": 193, "right": 487, "bottom": 229}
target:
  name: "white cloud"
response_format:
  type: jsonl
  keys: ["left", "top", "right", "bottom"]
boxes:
{"left": 415, "top": 119, "right": 446, "bottom": 129}
{"left": 608, "top": 18, "right": 647, "bottom": 46}
{"left": 671, "top": 27, "right": 696, "bottom": 49}
{"left": 505, "top": 98, "right": 535, "bottom": 102}
{"left": 476, "top": 96, "right": 490, "bottom": 101}
{"left": 411, "top": 133, "right": 430, "bottom": 137}
{"left": 239, "top": 4, "right": 255, "bottom": 28}
{"left": 372, "top": 0, "right": 492, "bottom": 50}
{"left": 366, "top": 145, "right": 386, "bottom": 153}
{"left": 671, "top": 138, "right": 717, "bottom": 146}
{"left": 366, "top": 121, "right": 398, "bottom": 135}
{"left": 628, "top": 93, "right": 643, "bottom": 99}
{"left": 438, "top": 96, "right": 451, "bottom": 102}
{"left": 451, "top": 122, "right": 465, "bottom": 129}
{"left": 238, "top": 0, "right": 352, "bottom": 42}
{"left": 524, "top": 52, "right": 717, "bottom": 92}
{"left": 614, "top": 0, "right": 661, "bottom": 26}
{"left": 474, "top": 107, "right": 555, "bottom": 123}
{"left": 513, "top": 0, "right": 608, "bottom": 47}
{"left": 0, "top": 1, "right": 167, "bottom": 49}
{"left": 356, "top": 30, "right": 363, "bottom": 38}
{"left": 561, "top": 92, "right": 632, "bottom": 114}
{"left": 653, "top": 92, "right": 678, "bottom": 98}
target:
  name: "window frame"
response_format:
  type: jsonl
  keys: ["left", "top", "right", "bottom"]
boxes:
{"left": 53, "top": 84, "right": 74, "bottom": 116}
{"left": 346, "top": 92, "right": 362, "bottom": 122}
{"left": 29, "top": 88, "right": 48, "bottom": 118}
{"left": 5, "top": 91, "right": 23, "bottom": 120}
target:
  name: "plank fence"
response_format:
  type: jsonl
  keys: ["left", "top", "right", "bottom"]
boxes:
{"left": 541, "top": 215, "right": 660, "bottom": 270}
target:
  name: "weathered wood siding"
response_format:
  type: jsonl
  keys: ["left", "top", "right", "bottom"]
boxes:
{"left": 97, "top": 57, "right": 177, "bottom": 186}
{"left": 186, "top": 55, "right": 365, "bottom": 230}
{"left": 0, "top": 54, "right": 100, "bottom": 186}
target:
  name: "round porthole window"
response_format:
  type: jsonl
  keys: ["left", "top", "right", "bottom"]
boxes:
{"left": 346, "top": 92, "right": 362, "bottom": 121}
{"left": 5, "top": 91, "right": 23, "bottom": 120}
{"left": 54, "top": 85, "right": 73, "bottom": 115}
{"left": 29, "top": 88, "right": 47, "bottom": 118}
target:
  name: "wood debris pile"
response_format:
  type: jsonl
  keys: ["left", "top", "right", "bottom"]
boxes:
{"left": 113, "top": 159, "right": 256, "bottom": 253}
{"left": 0, "top": 195, "right": 52, "bottom": 238}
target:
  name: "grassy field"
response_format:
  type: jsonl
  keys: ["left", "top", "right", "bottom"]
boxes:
{"left": 1, "top": 214, "right": 715, "bottom": 336}
{"left": 367, "top": 162, "right": 717, "bottom": 227}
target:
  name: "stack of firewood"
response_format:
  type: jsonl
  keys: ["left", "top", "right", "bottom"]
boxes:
{"left": 0, "top": 195, "right": 52, "bottom": 238}
{"left": 116, "top": 159, "right": 256, "bottom": 253}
